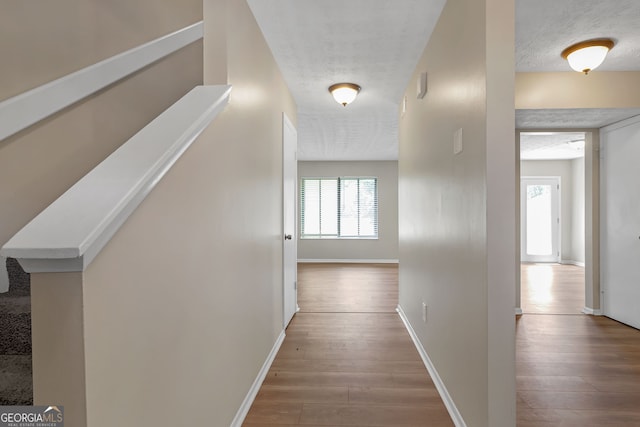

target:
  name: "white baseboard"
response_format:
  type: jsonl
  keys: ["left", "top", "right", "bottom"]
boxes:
{"left": 515, "top": 308, "right": 523, "bottom": 315}
{"left": 396, "top": 305, "right": 466, "bottom": 427}
{"left": 582, "top": 307, "right": 603, "bottom": 316}
{"left": 560, "top": 260, "right": 586, "bottom": 267}
{"left": 297, "top": 259, "right": 399, "bottom": 264}
{"left": 230, "top": 330, "right": 285, "bottom": 427}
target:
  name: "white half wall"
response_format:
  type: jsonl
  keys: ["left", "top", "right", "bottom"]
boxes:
{"left": 297, "top": 161, "right": 398, "bottom": 261}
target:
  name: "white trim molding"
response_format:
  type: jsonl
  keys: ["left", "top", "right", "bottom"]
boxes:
{"left": 582, "top": 307, "right": 603, "bottom": 316}
{"left": 0, "top": 22, "right": 203, "bottom": 142}
{"left": 600, "top": 114, "right": 640, "bottom": 134}
{"left": 561, "top": 260, "right": 586, "bottom": 267}
{"left": 396, "top": 305, "right": 467, "bottom": 427}
{"left": 230, "top": 330, "right": 286, "bottom": 427}
{"left": 297, "top": 259, "right": 399, "bottom": 264}
{"left": 1, "top": 85, "right": 231, "bottom": 273}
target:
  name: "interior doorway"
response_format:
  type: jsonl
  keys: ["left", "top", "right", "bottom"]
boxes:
{"left": 518, "top": 131, "right": 586, "bottom": 315}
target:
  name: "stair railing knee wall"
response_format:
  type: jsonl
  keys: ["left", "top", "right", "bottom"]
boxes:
{"left": 0, "top": 85, "right": 231, "bottom": 427}
{"left": 0, "top": 21, "right": 204, "bottom": 292}
{"left": 0, "top": 85, "right": 231, "bottom": 273}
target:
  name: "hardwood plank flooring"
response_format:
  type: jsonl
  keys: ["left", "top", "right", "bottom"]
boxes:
{"left": 517, "top": 315, "right": 640, "bottom": 426}
{"left": 243, "top": 263, "right": 453, "bottom": 426}
{"left": 521, "top": 263, "right": 584, "bottom": 314}
{"left": 296, "top": 263, "right": 399, "bottom": 313}
{"left": 519, "top": 263, "right": 640, "bottom": 425}
{"left": 244, "top": 263, "right": 640, "bottom": 426}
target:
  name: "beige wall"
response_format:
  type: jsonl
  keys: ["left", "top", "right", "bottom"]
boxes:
{"left": 0, "top": 1, "right": 203, "bottom": 255}
{"left": 0, "top": 0, "right": 201, "bottom": 100}
{"left": 30, "top": 1, "right": 296, "bottom": 425}
{"left": 30, "top": 272, "right": 86, "bottom": 425}
{"left": 572, "top": 158, "right": 586, "bottom": 264}
{"left": 297, "top": 161, "right": 398, "bottom": 261}
{"left": 516, "top": 72, "right": 640, "bottom": 109}
{"left": 398, "top": 0, "right": 515, "bottom": 425}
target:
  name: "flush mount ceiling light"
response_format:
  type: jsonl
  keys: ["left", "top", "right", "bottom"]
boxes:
{"left": 561, "top": 39, "right": 614, "bottom": 74}
{"left": 328, "top": 83, "right": 361, "bottom": 106}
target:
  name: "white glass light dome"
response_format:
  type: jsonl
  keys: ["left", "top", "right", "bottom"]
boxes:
{"left": 328, "top": 83, "right": 361, "bottom": 106}
{"left": 561, "top": 39, "right": 614, "bottom": 74}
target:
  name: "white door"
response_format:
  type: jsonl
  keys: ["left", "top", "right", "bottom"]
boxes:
{"left": 601, "top": 119, "right": 640, "bottom": 329}
{"left": 521, "top": 177, "right": 561, "bottom": 263}
{"left": 283, "top": 113, "right": 298, "bottom": 327}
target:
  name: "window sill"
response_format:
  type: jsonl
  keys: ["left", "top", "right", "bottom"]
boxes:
{"left": 300, "top": 237, "right": 379, "bottom": 240}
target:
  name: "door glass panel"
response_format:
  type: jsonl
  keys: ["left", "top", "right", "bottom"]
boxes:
{"left": 526, "top": 184, "right": 553, "bottom": 256}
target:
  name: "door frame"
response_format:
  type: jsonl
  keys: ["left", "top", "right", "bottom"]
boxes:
{"left": 282, "top": 113, "right": 298, "bottom": 328}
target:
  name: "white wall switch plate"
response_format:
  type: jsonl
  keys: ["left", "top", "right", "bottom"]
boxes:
{"left": 422, "top": 302, "right": 427, "bottom": 323}
{"left": 454, "top": 128, "right": 463, "bottom": 155}
{"left": 417, "top": 72, "right": 427, "bottom": 99}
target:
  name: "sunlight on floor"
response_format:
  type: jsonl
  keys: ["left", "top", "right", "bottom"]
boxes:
{"left": 524, "top": 264, "right": 555, "bottom": 309}
{"left": 521, "top": 263, "right": 584, "bottom": 314}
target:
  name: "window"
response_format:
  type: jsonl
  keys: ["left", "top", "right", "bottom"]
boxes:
{"left": 301, "top": 177, "right": 378, "bottom": 239}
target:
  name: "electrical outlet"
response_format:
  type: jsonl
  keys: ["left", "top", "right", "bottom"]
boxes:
{"left": 422, "top": 302, "right": 427, "bottom": 323}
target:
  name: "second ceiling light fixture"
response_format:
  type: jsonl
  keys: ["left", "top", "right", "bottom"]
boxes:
{"left": 561, "top": 38, "right": 615, "bottom": 74}
{"left": 329, "top": 83, "right": 361, "bottom": 106}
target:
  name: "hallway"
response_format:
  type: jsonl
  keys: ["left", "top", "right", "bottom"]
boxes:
{"left": 243, "top": 263, "right": 453, "bottom": 426}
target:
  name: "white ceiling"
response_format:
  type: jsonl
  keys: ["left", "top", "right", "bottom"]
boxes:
{"left": 516, "top": 0, "right": 640, "bottom": 72}
{"left": 248, "top": 0, "right": 446, "bottom": 161}
{"left": 248, "top": 0, "right": 640, "bottom": 161}
{"left": 520, "top": 132, "right": 585, "bottom": 160}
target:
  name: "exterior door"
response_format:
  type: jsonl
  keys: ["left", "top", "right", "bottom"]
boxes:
{"left": 283, "top": 113, "right": 298, "bottom": 327}
{"left": 521, "top": 177, "right": 560, "bottom": 263}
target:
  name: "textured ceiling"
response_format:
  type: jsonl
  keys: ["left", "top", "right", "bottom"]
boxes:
{"left": 520, "top": 132, "right": 585, "bottom": 160}
{"left": 516, "top": 0, "right": 640, "bottom": 72}
{"left": 248, "top": 0, "right": 446, "bottom": 161}
{"left": 516, "top": 1, "right": 640, "bottom": 145}
{"left": 248, "top": 0, "right": 640, "bottom": 161}
{"left": 517, "top": 109, "right": 640, "bottom": 129}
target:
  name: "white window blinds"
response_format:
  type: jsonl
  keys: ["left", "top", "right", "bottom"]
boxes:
{"left": 301, "top": 177, "right": 378, "bottom": 239}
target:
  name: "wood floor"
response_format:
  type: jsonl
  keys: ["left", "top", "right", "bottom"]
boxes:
{"left": 244, "top": 263, "right": 640, "bottom": 426}
{"left": 296, "top": 263, "right": 399, "bottom": 313}
{"left": 518, "top": 263, "right": 640, "bottom": 426}
{"left": 517, "top": 315, "right": 640, "bottom": 426}
{"left": 243, "top": 263, "right": 454, "bottom": 426}
{"left": 521, "top": 263, "right": 584, "bottom": 314}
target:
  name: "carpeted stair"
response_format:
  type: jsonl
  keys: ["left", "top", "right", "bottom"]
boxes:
{"left": 0, "top": 258, "right": 33, "bottom": 405}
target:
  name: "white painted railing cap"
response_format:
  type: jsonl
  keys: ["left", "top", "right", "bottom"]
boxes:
{"left": 1, "top": 85, "right": 231, "bottom": 273}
